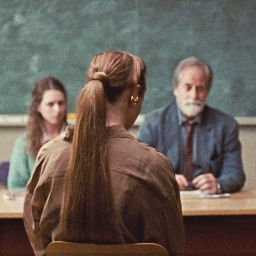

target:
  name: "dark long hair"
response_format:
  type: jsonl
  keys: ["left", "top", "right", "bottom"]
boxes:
{"left": 58, "top": 51, "right": 146, "bottom": 242}
{"left": 27, "top": 76, "right": 67, "bottom": 157}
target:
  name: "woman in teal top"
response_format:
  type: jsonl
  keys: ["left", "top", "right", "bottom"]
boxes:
{"left": 7, "top": 76, "right": 68, "bottom": 190}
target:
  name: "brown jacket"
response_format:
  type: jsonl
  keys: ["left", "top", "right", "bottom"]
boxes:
{"left": 23, "top": 125, "right": 185, "bottom": 256}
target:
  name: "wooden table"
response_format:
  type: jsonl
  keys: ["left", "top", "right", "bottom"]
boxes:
{"left": 181, "top": 189, "right": 256, "bottom": 254}
{"left": 0, "top": 190, "right": 34, "bottom": 255}
{"left": 181, "top": 189, "right": 256, "bottom": 216}
{"left": 0, "top": 190, "right": 24, "bottom": 218}
{"left": 1, "top": 189, "right": 256, "bottom": 255}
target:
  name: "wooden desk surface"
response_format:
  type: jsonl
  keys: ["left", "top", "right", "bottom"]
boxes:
{"left": 1, "top": 189, "right": 256, "bottom": 219}
{"left": 1, "top": 189, "right": 255, "bottom": 255}
{"left": 181, "top": 189, "right": 256, "bottom": 216}
{"left": 0, "top": 190, "right": 25, "bottom": 218}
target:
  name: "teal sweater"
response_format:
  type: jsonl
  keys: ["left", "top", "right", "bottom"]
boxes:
{"left": 7, "top": 134, "right": 36, "bottom": 190}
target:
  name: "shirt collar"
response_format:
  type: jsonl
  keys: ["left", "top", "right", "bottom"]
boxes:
{"left": 42, "top": 123, "right": 68, "bottom": 144}
{"left": 177, "top": 108, "right": 202, "bottom": 126}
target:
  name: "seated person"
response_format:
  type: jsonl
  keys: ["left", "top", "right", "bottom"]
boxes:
{"left": 23, "top": 51, "right": 185, "bottom": 256}
{"left": 138, "top": 57, "right": 246, "bottom": 194}
{"left": 7, "top": 76, "right": 68, "bottom": 190}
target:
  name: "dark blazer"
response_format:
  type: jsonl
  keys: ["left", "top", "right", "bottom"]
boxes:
{"left": 138, "top": 102, "right": 246, "bottom": 193}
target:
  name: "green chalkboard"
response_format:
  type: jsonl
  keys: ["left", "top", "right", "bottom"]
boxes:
{"left": 1, "top": 0, "right": 256, "bottom": 116}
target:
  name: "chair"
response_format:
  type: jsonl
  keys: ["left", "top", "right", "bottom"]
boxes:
{"left": 46, "top": 241, "right": 169, "bottom": 256}
{"left": 0, "top": 161, "right": 9, "bottom": 187}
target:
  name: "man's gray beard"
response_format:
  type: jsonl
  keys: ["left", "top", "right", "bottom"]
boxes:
{"left": 177, "top": 99, "right": 205, "bottom": 117}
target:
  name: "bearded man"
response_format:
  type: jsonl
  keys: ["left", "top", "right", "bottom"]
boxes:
{"left": 138, "top": 57, "right": 245, "bottom": 194}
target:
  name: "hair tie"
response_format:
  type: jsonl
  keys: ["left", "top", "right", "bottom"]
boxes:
{"left": 90, "top": 72, "right": 110, "bottom": 86}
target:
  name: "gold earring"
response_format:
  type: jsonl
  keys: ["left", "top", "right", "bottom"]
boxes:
{"left": 131, "top": 96, "right": 139, "bottom": 105}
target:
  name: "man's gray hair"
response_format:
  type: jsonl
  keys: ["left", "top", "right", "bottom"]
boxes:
{"left": 173, "top": 57, "right": 213, "bottom": 91}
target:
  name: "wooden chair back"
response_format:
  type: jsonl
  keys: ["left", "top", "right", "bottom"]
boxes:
{"left": 46, "top": 241, "right": 169, "bottom": 256}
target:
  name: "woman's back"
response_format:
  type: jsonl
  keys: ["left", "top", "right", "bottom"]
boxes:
{"left": 106, "top": 125, "right": 184, "bottom": 253}
{"left": 23, "top": 51, "right": 185, "bottom": 256}
{"left": 24, "top": 125, "right": 185, "bottom": 255}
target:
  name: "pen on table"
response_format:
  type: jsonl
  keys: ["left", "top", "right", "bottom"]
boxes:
{"left": 188, "top": 181, "right": 194, "bottom": 187}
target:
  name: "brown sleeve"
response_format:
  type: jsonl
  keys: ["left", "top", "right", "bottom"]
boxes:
{"left": 23, "top": 138, "right": 70, "bottom": 256}
{"left": 23, "top": 148, "right": 51, "bottom": 256}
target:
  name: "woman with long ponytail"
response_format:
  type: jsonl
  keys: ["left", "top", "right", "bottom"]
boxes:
{"left": 24, "top": 51, "right": 185, "bottom": 256}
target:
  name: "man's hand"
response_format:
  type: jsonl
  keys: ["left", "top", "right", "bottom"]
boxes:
{"left": 175, "top": 174, "right": 189, "bottom": 190}
{"left": 192, "top": 173, "right": 218, "bottom": 194}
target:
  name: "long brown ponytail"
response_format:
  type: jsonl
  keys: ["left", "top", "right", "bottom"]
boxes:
{"left": 58, "top": 51, "right": 146, "bottom": 242}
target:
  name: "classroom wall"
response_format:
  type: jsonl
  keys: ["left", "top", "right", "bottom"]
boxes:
{"left": 1, "top": 0, "right": 256, "bottom": 117}
{"left": 1, "top": 117, "right": 256, "bottom": 190}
